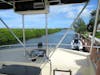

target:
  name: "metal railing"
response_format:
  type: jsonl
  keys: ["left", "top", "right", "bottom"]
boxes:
{"left": 0, "top": 43, "right": 99, "bottom": 50}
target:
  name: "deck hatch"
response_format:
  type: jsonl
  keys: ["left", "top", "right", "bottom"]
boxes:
{"left": 53, "top": 70, "right": 72, "bottom": 75}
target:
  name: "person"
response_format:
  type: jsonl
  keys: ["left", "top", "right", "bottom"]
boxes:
{"left": 73, "top": 39, "right": 79, "bottom": 50}
{"left": 71, "top": 38, "right": 83, "bottom": 50}
{"left": 74, "top": 39, "right": 79, "bottom": 44}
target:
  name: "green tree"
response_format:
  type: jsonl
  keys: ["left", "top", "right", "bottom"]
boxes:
{"left": 87, "top": 10, "right": 100, "bottom": 32}
{"left": 73, "top": 17, "right": 87, "bottom": 34}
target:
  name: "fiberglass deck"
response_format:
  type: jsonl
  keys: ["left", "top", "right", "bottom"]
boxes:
{"left": 0, "top": 47, "right": 95, "bottom": 75}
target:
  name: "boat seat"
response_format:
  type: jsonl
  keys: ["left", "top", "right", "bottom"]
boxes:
{"left": 0, "top": 64, "right": 41, "bottom": 75}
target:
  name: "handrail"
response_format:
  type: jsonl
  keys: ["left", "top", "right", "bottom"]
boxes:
{"left": 90, "top": 0, "right": 100, "bottom": 54}
{"left": 0, "top": 43, "right": 99, "bottom": 49}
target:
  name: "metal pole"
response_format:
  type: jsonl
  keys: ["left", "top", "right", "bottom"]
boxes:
{"left": 71, "top": 1, "right": 89, "bottom": 29}
{"left": 0, "top": 18, "right": 24, "bottom": 47}
{"left": 22, "top": 15, "right": 26, "bottom": 56}
{"left": 45, "top": 14, "right": 49, "bottom": 57}
{"left": 90, "top": 0, "right": 100, "bottom": 54}
{"left": 56, "top": 2, "right": 88, "bottom": 48}
{"left": 0, "top": 0, "right": 13, "bottom": 5}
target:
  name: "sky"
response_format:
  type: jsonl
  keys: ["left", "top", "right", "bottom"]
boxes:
{"left": 0, "top": 0, "right": 98, "bottom": 28}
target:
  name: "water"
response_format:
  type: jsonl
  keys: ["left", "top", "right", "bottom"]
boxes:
{"left": 26, "top": 30, "right": 75, "bottom": 49}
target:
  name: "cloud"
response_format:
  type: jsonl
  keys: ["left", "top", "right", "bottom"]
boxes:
{"left": 0, "top": 2, "right": 96, "bottom": 28}
{"left": 50, "top": 4, "right": 94, "bottom": 19}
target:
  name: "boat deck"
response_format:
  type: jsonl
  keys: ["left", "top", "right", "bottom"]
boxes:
{"left": 0, "top": 47, "right": 55, "bottom": 67}
{"left": 0, "top": 47, "right": 95, "bottom": 75}
{"left": 42, "top": 48, "right": 96, "bottom": 75}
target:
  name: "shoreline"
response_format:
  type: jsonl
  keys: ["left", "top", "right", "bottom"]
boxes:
{"left": 0, "top": 28, "right": 61, "bottom": 46}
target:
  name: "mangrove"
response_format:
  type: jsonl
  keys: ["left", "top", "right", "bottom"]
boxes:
{"left": 0, "top": 28, "right": 61, "bottom": 45}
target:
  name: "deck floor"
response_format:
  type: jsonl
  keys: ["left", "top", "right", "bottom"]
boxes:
{"left": 0, "top": 47, "right": 55, "bottom": 66}
{"left": 0, "top": 47, "right": 95, "bottom": 75}
{"left": 42, "top": 48, "right": 95, "bottom": 75}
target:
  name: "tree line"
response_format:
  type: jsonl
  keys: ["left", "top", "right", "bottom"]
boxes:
{"left": 0, "top": 28, "right": 61, "bottom": 45}
{"left": 73, "top": 9, "right": 100, "bottom": 38}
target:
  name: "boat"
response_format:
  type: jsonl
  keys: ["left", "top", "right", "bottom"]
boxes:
{"left": 0, "top": 0, "right": 100, "bottom": 75}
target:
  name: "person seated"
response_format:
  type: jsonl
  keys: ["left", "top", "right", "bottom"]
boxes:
{"left": 71, "top": 38, "right": 83, "bottom": 50}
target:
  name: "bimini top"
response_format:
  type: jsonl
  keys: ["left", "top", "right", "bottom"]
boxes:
{"left": 0, "top": 0, "right": 89, "bottom": 9}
